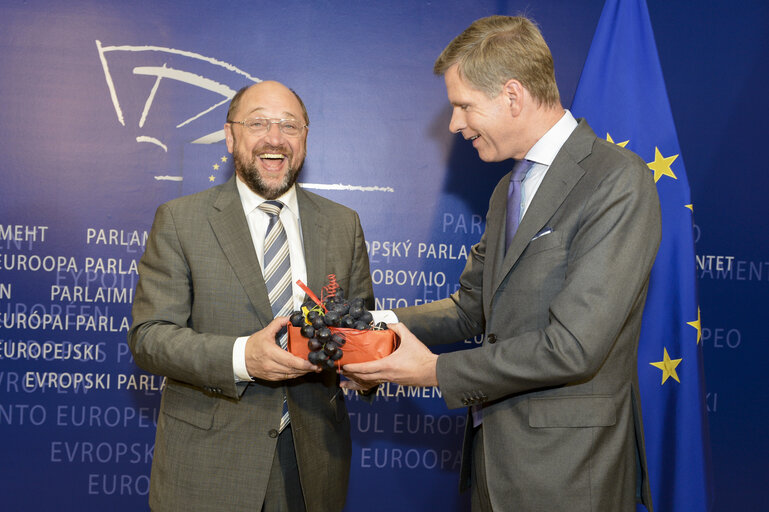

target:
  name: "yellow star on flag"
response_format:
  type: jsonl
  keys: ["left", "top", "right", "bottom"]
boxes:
{"left": 647, "top": 147, "right": 678, "bottom": 183}
{"left": 606, "top": 132, "right": 629, "bottom": 147}
{"left": 213, "top": 163, "right": 220, "bottom": 170}
{"left": 685, "top": 204, "right": 693, "bottom": 212}
{"left": 650, "top": 347, "right": 682, "bottom": 384}
{"left": 208, "top": 175, "right": 215, "bottom": 182}
{"left": 687, "top": 307, "right": 702, "bottom": 344}
{"left": 221, "top": 156, "right": 228, "bottom": 163}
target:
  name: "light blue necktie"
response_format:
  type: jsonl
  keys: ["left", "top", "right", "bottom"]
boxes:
{"left": 505, "top": 159, "right": 535, "bottom": 251}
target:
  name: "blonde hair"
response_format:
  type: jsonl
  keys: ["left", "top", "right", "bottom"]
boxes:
{"left": 434, "top": 15, "right": 560, "bottom": 107}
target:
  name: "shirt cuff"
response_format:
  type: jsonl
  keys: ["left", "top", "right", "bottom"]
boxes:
{"left": 233, "top": 336, "right": 251, "bottom": 382}
{"left": 371, "top": 310, "right": 399, "bottom": 325}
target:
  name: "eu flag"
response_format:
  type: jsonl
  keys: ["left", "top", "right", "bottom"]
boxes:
{"left": 571, "top": 0, "right": 713, "bottom": 510}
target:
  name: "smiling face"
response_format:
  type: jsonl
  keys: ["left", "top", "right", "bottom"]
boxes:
{"left": 444, "top": 64, "right": 522, "bottom": 162}
{"left": 224, "top": 81, "right": 308, "bottom": 199}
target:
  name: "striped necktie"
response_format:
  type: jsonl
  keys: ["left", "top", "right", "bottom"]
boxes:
{"left": 258, "top": 200, "right": 292, "bottom": 432}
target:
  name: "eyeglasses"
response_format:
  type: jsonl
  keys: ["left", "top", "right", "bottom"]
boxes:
{"left": 227, "top": 117, "right": 308, "bottom": 137}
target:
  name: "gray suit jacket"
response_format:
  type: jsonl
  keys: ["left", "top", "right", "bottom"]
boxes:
{"left": 128, "top": 177, "right": 374, "bottom": 512}
{"left": 396, "top": 120, "right": 659, "bottom": 511}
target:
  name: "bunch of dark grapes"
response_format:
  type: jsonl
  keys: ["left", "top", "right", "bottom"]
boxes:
{"left": 289, "top": 289, "right": 381, "bottom": 370}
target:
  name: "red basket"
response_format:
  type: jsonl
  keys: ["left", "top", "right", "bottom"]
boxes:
{"left": 288, "top": 325, "right": 398, "bottom": 366}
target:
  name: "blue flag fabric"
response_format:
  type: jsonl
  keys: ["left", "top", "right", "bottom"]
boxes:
{"left": 571, "top": 0, "right": 713, "bottom": 510}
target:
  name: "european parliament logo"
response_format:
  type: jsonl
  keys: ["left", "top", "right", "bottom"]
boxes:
{"left": 95, "top": 40, "right": 256, "bottom": 191}
{"left": 95, "top": 40, "right": 393, "bottom": 197}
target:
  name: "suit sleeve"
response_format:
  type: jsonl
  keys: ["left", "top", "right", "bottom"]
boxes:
{"left": 128, "top": 203, "right": 241, "bottom": 398}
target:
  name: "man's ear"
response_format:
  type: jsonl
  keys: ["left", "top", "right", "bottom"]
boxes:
{"left": 224, "top": 123, "right": 234, "bottom": 153}
{"left": 502, "top": 78, "right": 524, "bottom": 116}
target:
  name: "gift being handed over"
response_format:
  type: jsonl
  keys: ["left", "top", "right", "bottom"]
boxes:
{"left": 287, "top": 276, "right": 398, "bottom": 371}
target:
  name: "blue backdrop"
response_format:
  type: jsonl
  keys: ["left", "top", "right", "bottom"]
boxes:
{"left": 1, "top": 1, "right": 766, "bottom": 510}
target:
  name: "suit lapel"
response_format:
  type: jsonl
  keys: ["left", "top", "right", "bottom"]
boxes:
{"left": 209, "top": 177, "right": 273, "bottom": 327}
{"left": 296, "top": 186, "right": 328, "bottom": 297}
{"left": 483, "top": 175, "right": 511, "bottom": 312}
{"left": 491, "top": 120, "right": 595, "bottom": 294}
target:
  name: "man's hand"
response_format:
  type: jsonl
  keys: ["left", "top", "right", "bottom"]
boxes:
{"left": 245, "top": 317, "right": 319, "bottom": 381}
{"left": 339, "top": 375, "right": 378, "bottom": 393}
{"left": 341, "top": 323, "right": 439, "bottom": 388}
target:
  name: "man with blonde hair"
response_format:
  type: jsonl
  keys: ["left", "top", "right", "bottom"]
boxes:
{"left": 344, "top": 15, "right": 659, "bottom": 511}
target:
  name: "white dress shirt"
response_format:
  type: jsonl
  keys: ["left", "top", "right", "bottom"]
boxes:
{"left": 232, "top": 177, "right": 308, "bottom": 381}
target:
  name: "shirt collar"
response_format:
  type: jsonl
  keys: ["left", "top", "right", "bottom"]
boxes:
{"left": 235, "top": 175, "right": 300, "bottom": 219}
{"left": 525, "top": 110, "right": 578, "bottom": 166}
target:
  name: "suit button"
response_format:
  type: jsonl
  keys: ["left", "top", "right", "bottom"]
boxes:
{"left": 268, "top": 429, "right": 278, "bottom": 438}
{"left": 487, "top": 334, "right": 497, "bottom": 344}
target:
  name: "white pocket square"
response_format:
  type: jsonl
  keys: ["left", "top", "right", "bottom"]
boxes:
{"left": 531, "top": 227, "right": 553, "bottom": 241}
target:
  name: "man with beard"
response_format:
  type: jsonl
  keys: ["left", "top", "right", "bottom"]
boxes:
{"left": 128, "top": 80, "right": 374, "bottom": 512}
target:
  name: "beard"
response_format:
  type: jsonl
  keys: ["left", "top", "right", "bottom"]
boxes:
{"left": 233, "top": 142, "right": 304, "bottom": 199}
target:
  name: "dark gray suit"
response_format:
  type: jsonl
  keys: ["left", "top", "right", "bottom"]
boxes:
{"left": 129, "top": 177, "right": 374, "bottom": 512}
{"left": 396, "top": 120, "right": 659, "bottom": 511}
